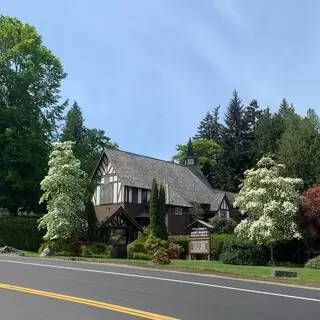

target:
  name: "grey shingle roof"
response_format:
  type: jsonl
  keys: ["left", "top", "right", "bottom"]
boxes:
{"left": 103, "top": 149, "right": 226, "bottom": 211}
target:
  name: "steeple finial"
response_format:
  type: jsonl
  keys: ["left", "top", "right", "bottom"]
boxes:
{"left": 186, "top": 138, "right": 196, "bottom": 166}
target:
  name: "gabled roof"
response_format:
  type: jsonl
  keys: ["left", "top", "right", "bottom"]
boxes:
{"left": 185, "top": 219, "right": 214, "bottom": 230}
{"left": 93, "top": 149, "right": 229, "bottom": 211}
{"left": 97, "top": 206, "right": 143, "bottom": 233}
{"left": 213, "top": 189, "right": 236, "bottom": 207}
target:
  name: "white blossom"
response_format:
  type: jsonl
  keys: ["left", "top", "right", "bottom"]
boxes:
{"left": 38, "top": 141, "right": 88, "bottom": 240}
{"left": 234, "top": 156, "right": 303, "bottom": 246}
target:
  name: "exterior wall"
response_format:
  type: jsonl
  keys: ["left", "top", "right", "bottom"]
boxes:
{"left": 92, "top": 154, "right": 124, "bottom": 206}
{"left": 124, "top": 202, "right": 149, "bottom": 218}
{"left": 94, "top": 203, "right": 123, "bottom": 222}
{"left": 124, "top": 186, "right": 151, "bottom": 204}
{"left": 217, "top": 197, "right": 230, "bottom": 218}
{"left": 166, "top": 206, "right": 191, "bottom": 235}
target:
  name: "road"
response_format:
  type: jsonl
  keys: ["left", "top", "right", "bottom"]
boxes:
{"left": 0, "top": 256, "right": 319, "bottom": 319}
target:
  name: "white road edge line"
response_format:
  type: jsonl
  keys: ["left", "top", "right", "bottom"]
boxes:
{"left": 0, "top": 259, "right": 319, "bottom": 303}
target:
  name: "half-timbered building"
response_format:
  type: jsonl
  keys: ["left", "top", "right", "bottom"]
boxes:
{"left": 91, "top": 139, "right": 237, "bottom": 238}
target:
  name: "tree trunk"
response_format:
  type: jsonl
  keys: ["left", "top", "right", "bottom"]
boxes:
{"left": 270, "top": 245, "right": 275, "bottom": 264}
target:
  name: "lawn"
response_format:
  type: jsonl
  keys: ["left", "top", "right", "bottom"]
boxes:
{"left": 22, "top": 251, "right": 320, "bottom": 285}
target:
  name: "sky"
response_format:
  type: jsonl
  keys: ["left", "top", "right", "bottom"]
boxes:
{"left": 2, "top": 0, "right": 320, "bottom": 160}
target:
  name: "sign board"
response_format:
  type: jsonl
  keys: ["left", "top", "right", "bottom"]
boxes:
{"left": 188, "top": 227, "right": 211, "bottom": 260}
{"left": 189, "top": 228, "right": 210, "bottom": 238}
{"left": 189, "top": 239, "right": 210, "bottom": 254}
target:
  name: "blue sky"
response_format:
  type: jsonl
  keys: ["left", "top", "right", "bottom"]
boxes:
{"left": 2, "top": 0, "right": 319, "bottom": 160}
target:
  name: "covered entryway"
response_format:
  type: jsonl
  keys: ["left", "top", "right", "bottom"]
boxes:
{"left": 97, "top": 206, "right": 143, "bottom": 258}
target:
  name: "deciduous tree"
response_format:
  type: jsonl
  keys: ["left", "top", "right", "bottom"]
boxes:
{"left": 0, "top": 15, "right": 66, "bottom": 214}
{"left": 38, "top": 141, "right": 88, "bottom": 240}
{"left": 300, "top": 185, "right": 320, "bottom": 240}
{"left": 234, "top": 156, "right": 303, "bottom": 261}
{"left": 172, "top": 138, "right": 219, "bottom": 186}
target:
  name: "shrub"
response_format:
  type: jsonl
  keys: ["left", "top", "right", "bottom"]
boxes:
{"left": 0, "top": 216, "right": 44, "bottom": 251}
{"left": 39, "top": 237, "right": 90, "bottom": 256}
{"left": 39, "top": 239, "right": 65, "bottom": 254}
{"left": 168, "top": 235, "right": 188, "bottom": 258}
{"left": 273, "top": 239, "right": 307, "bottom": 264}
{"left": 210, "top": 217, "right": 237, "bottom": 234}
{"left": 167, "top": 242, "right": 184, "bottom": 259}
{"left": 127, "top": 233, "right": 168, "bottom": 260}
{"left": 56, "top": 250, "right": 74, "bottom": 257}
{"left": 305, "top": 256, "right": 320, "bottom": 269}
{"left": 127, "top": 235, "right": 147, "bottom": 259}
{"left": 132, "top": 252, "right": 151, "bottom": 260}
{"left": 153, "top": 250, "right": 170, "bottom": 265}
{"left": 80, "top": 244, "right": 114, "bottom": 258}
{"left": 211, "top": 234, "right": 235, "bottom": 260}
{"left": 220, "top": 239, "right": 268, "bottom": 266}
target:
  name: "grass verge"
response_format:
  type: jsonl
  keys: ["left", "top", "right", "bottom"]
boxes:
{"left": 21, "top": 251, "right": 320, "bottom": 287}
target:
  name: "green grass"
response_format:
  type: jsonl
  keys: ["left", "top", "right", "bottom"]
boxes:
{"left": 22, "top": 251, "right": 320, "bottom": 285}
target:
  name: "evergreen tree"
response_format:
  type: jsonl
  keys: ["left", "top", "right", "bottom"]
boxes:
{"left": 61, "top": 101, "right": 87, "bottom": 161}
{"left": 253, "top": 107, "right": 277, "bottom": 159}
{"left": 244, "top": 99, "right": 261, "bottom": 165}
{"left": 61, "top": 102, "right": 86, "bottom": 147}
{"left": 148, "top": 178, "right": 160, "bottom": 235}
{"left": 60, "top": 102, "right": 118, "bottom": 175}
{"left": 253, "top": 99, "right": 296, "bottom": 161}
{"left": 158, "top": 184, "right": 168, "bottom": 240}
{"left": 194, "top": 106, "right": 221, "bottom": 142}
{"left": 218, "top": 90, "right": 249, "bottom": 191}
{"left": 147, "top": 179, "right": 168, "bottom": 240}
{"left": 278, "top": 109, "right": 320, "bottom": 187}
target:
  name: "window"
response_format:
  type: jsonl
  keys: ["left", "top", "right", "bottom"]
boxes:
{"left": 105, "top": 181, "right": 113, "bottom": 203}
{"left": 174, "top": 207, "right": 183, "bottom": 215}
{"left": 219, "top": 210, "right": 228, "bottom": 218}
{"left": 99, "top": 177, "right": 114, "bottom": 204}
{"left": 99, "top": 185, "right": 105, "bottom": 205}
{"left": 132, "top": 187, "right": 138, "bottom": 203}
{"left": 187, "top": 158, "right": 195, "bottom": 166}
{"left": 141, "top": 189, "right": 148, "bottom": 203}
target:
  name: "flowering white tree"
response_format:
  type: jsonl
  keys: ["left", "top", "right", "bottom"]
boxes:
{"left": 38, "top": 141, "right": 88, "bottom": 240}
{"left": 234, "top": 156, "right": 303, "bottom": 261}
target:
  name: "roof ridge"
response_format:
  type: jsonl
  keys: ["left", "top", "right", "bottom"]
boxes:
{"left": 106, "top": 148, "right": 187, "bottom": 167}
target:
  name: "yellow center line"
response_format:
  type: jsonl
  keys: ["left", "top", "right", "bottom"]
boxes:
{"left": 0, "top": 283, "right": 180, "bottom": 320}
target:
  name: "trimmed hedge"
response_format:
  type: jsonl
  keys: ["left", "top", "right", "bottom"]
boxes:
{"left": 211, "top": 234, "right": 235, "bottom": 260}
{"left": 0, "top": 215, "right": 44, "bottom": 251}
{"left": 220, "top": 239, "right": 268, "bottom": 266}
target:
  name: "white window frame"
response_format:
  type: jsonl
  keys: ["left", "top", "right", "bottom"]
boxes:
{"left": 174, "top": 207, "right": 183, "bottom": 215}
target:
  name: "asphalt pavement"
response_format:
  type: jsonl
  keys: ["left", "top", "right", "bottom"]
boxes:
{"left": 0, "top": 255, "right": 319, "bottom": 319}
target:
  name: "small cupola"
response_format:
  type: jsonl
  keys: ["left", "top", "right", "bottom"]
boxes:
{"left": 185, "top": 138, "right": 196, "bottom": 166}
